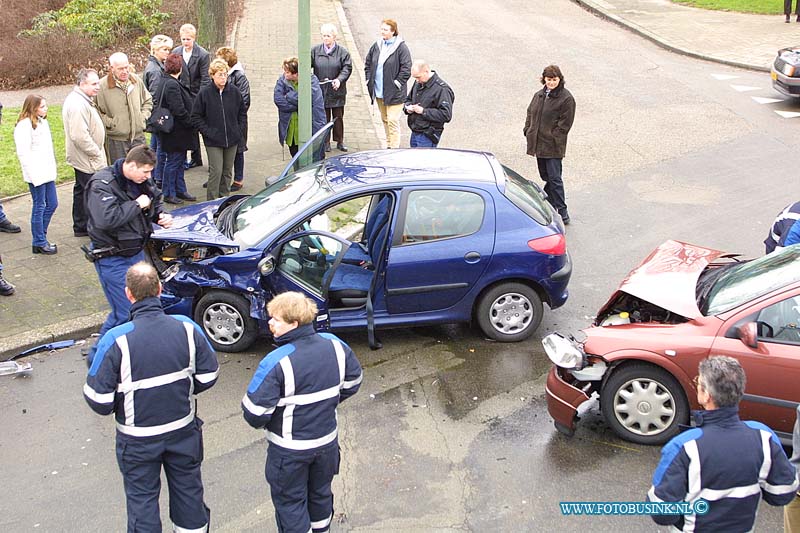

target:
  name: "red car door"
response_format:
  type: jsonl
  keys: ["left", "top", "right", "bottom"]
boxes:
{"left": 709, "top": 290, "right": 800, "bottom": 439}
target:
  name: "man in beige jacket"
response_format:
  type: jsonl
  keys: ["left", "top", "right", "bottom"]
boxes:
{"left": 96, "top": 52, "right": 153, "bottom": 165}
{"left": 63, "top": 68, "right": 106, "bottom": 237}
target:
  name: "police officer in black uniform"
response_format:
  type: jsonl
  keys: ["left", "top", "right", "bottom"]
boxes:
{"left": 84, "top": 262, "right": 219, "bottom": 532}
{"left": 84, "top": 145, "right": 172, "bottom": 361}
{"left": 403, "top": 59, "right": 455, "bottom": 148}
{"left": 242, "top": 292, "right": 362, "bottom": 533}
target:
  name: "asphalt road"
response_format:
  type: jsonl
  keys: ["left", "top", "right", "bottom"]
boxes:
{"left": 1, "top": 0, "right": 796, "bottom": 531}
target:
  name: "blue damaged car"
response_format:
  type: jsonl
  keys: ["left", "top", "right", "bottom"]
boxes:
{"left": 148, "top": 125, "right": 571, "bottom": 352}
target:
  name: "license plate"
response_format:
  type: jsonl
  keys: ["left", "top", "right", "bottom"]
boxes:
{"left": 772, "top": 71, "right": 778, "bottom": 80}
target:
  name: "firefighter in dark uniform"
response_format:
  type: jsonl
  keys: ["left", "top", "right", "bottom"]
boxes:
{"left": 403, "top": 59, "right": 454, "bottom": 148}
{"left": 242, "top": 292, "right": 363, "bottom": 533}
{"left": 84, "top": 144, "right": 172, "bottom": 362}
{"left": 765, "top": 200, "right": 800, "bottom": 254}
{"left": 84, "top": 262, "right": 219, "bottom": 532}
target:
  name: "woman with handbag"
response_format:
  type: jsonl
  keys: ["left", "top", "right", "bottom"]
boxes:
{"left": 157, "top": 53, "right": 199, "bottom": 204}
{"left": 144, "top": 34, "right": 174, "bottom": 187}
{"left": 14, "top": 95, "right": 58, "bottom": 254}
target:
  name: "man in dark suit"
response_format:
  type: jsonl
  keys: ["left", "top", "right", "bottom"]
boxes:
{"left": 173, "top": 23, "right": 210, "bottom": 168}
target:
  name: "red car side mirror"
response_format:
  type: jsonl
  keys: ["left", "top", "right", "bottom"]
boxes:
{"left": 737, "top": 322, "right": 758, "bottom": 349}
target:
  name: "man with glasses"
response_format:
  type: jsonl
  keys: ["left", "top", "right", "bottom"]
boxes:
{"left": 647, "top": 356, "right": 797, "bottom": 532}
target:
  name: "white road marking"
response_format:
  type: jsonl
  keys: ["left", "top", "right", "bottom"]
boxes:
{"left": 730, "top": 85, "right": 761, "bottom": 92}
{"left": 775, "top": 110, "right": 800, "bottom": 118}
{"left": 711, "top": 74, "right": 739, "bottom": 81}
{"left": 751, "top": 96, "right": 783, "bottom": 104}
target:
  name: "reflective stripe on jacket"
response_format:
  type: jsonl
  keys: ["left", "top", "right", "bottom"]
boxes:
{"left": 242, "top": 324, "right": 363, "bottom": 451}
{"left": 646, "top": 407, "right": 798, "bottom": 532}
{"left": 84, "top": 297, "right": 219, "bottom": 437}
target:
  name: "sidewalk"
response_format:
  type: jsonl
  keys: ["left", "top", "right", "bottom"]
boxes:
{"left": 574, "top": 0, "right": 795, "bottom": 72}
{"left": 0, "top": 0, "right": 381, "bottom": 358}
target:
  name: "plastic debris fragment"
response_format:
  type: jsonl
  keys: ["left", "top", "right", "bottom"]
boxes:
{"left": 0, "top": 361, "right": 32, "bottom": 376}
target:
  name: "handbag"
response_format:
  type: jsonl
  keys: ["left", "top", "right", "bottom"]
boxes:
{"left": 146, "top": 82, "right": 174, "bottom": 134}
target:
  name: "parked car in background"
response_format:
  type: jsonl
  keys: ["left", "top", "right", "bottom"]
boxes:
{"left": 544, "top": 240, "right": 800, "bottom": 445}
{"left": 771, "top": 46, "right": 800, "bottom": 97}
{"left": 149, "top": 124, "right": 571, "bottom": 352}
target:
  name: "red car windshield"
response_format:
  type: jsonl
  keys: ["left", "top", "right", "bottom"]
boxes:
{"left": 703, "top": 245, "right": 800, "bottom": 315}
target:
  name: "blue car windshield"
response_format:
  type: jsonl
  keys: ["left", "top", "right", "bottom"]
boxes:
{"left": 704, "top": 245, "right": 800, "bottom": 315}
{"left": 233, "top": 162, "right": 333, "bottom": 247}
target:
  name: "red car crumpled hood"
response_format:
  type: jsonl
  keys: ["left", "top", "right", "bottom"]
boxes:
{"left": 597, "top": 240, "right": 726, "bottom": 320}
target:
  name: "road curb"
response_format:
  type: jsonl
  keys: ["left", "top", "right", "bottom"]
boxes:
{"left": 572, "top": 0, "right": 770, "bottom": 73}
{"left": 0, "top": 312, "right": 105, "bottom": 361}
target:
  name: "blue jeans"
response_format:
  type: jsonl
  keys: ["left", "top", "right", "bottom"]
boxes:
{"left": 0, "top": 200, "right": 7, "bottom": 223}
{"left": 151, "top": 135, "right": 165, "bottom": 186}
{"left": 89, "top": 251, "right": 145, "bottom": 361}
{"left": 163, "top": 151, "right": 188, "bottom": 199}
{"left": 410, "top": 132, "right": 437, "bottom": 148}
{"left": 28, "top": 181, "right": 58, "bottom": 247}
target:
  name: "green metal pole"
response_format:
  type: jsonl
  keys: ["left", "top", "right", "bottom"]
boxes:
{"left": 298, "top": 0, "right": 312, "bottom": 166}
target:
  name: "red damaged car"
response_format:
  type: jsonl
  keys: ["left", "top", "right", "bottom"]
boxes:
{"left": 543, "top": 240, "right": 800, "bottom": 445}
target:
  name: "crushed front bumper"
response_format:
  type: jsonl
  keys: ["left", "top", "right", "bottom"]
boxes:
{"left": 545, "top": 366, "right": 591, "bottom": 436}
{"left": 544, "top": 358, "right": 607, "bottom": 436}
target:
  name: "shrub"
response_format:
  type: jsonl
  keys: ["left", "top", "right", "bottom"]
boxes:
{"left": 1, "top": 28, "right": 100, "bottom": 90}
{"left": 23, "top": 0, "right": 171, "bottom": 48}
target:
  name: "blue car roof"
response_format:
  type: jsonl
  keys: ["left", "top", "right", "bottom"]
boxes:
{"left": 323, "top": 148, "right": 498, "bottom": 191}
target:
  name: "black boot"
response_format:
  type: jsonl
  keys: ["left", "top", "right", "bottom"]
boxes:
{"left": 0, "top": 272, "right": 15, "bottom": 296}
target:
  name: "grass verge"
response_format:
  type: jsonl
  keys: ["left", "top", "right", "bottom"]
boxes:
{"left": 672, "top": 0, "right": 782, "bottom": 14}
{"left": 1, "top": 104, "right": 74, "bottom": 198}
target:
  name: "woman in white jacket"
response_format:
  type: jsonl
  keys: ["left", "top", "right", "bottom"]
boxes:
{"left": 14, "top": 95, "right": 58, "bottom": 255}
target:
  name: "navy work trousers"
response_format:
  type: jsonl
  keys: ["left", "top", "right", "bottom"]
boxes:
{"left": 266, "top": 441, "right": 340, "bottom": 533}
{"left": 536, "top": 157, "right": 567, "bottom": 216}
{"left": 115, "top": 419, "right": 209, "bottom": 533}
{"left": 89, "top": 250, "right": 145, "bottom": 361}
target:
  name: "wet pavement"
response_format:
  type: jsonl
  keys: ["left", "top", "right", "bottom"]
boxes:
{"left": 0, "top": 330, "right": 787, "bottom": 531}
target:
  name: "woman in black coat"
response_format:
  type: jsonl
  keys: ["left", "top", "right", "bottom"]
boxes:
{"left": 216, "top": 46, "right": 251, "bottom": 191}
{"left": 311, "top": 23, "right": 352, "bottom": 152}
{"left": 191, "top": 58, "right": 246, "bottom": 201}
{"left": 364, "top": 18, "right": 411, "bottom": 149}
{"left": 158, "top": 53, "right": 199, "bottom": 204}
{"left": 144, "top": 34, "right": 173, "bottom": 186}
{"left": 524, "top": 64, "right": 576, "bottom": 224}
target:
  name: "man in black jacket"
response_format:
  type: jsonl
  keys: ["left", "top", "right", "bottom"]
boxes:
{"left": 403, "top": 60, "right": 454, "bottom": 148}
{"left": 173, "top": 23, "right": 210, "bottom": 168}
{"left": 85, "top": 145, "right": 172, "bottom": 361}
{"left": 85, "top": 262, "right": 219, "bottom": 532}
